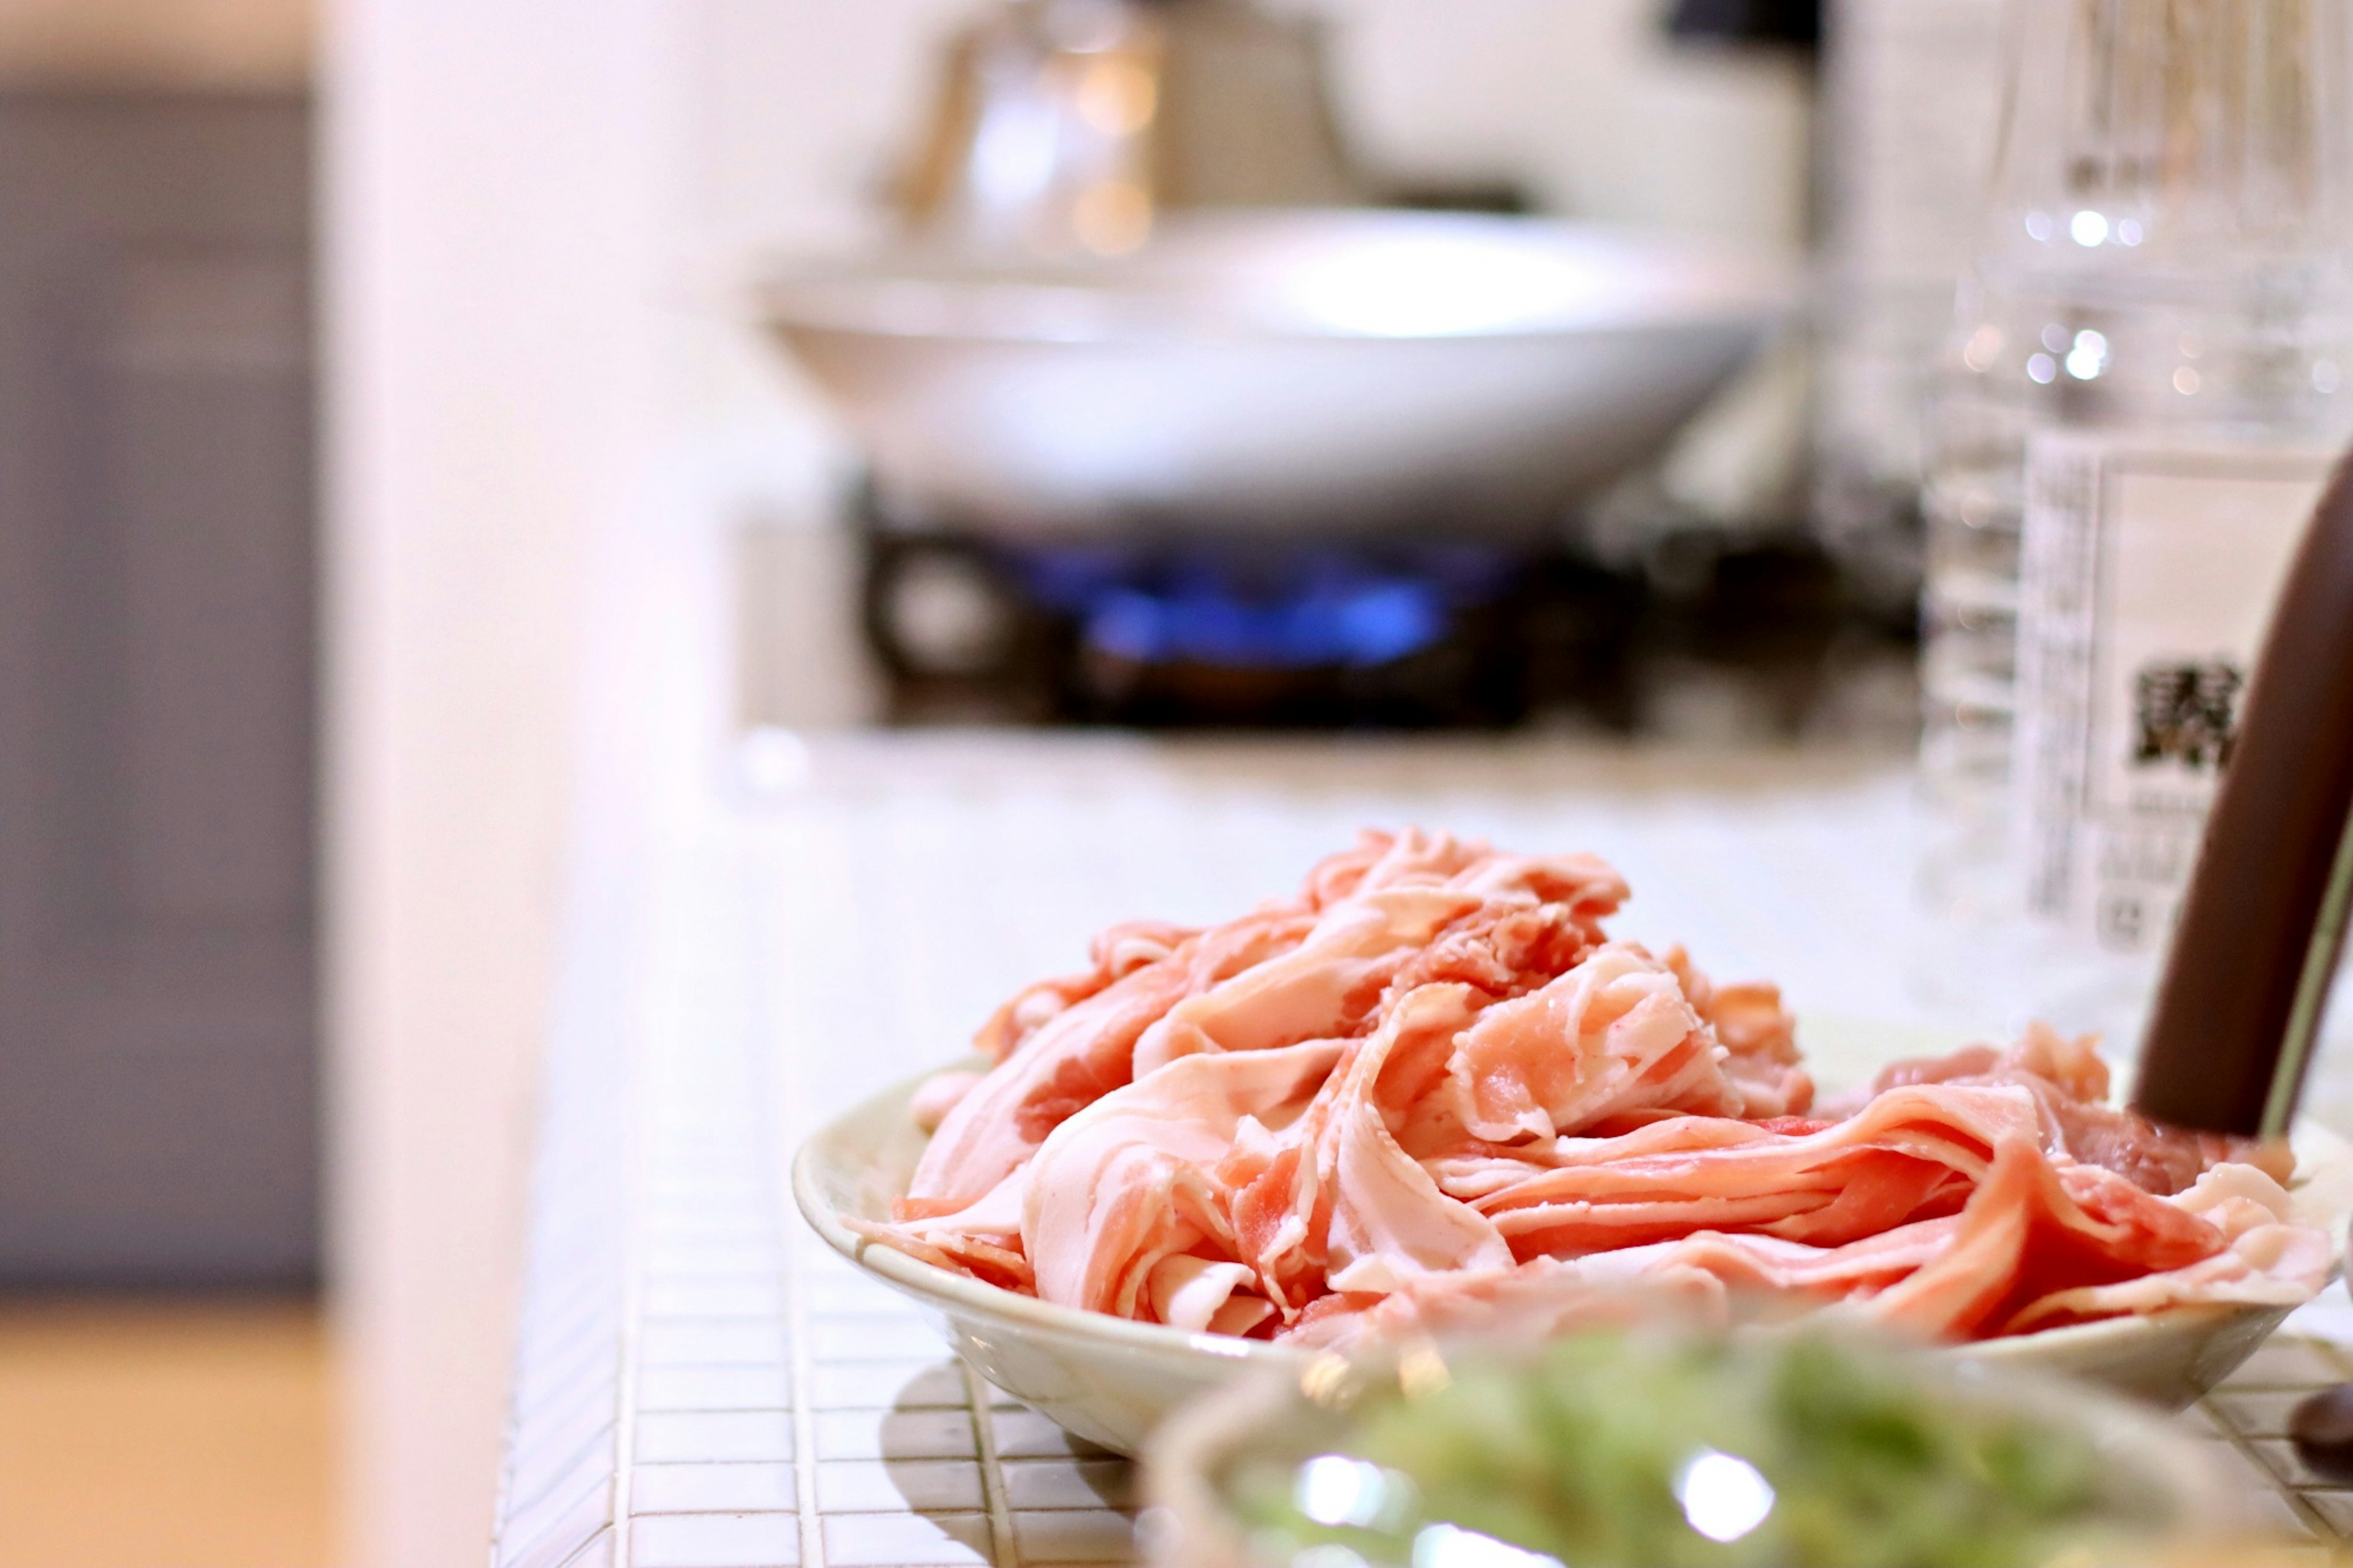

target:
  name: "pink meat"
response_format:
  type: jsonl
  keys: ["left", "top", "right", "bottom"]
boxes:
{"left": 904, "top": 904, "right": 1314, "bottom": 1212}
{"left": 1021, "top": 1040, "right": 1341, "bottom": 1318}
{"left": 2002, "top": 1161, "right": 2329, "bottom": 1331}
{"left": 866, "top": 828, "right": 2328, "bottom": 1350}
{"left": 1130, "top": 833, "right": 1627, "bottom": 1081}
{"left": 1323, "top": 986, "right": 1516, "bottom": 1293}
{"left": 1283, "top": 1255, "right": 1726, "bottom": 1353}
{"left": 1129, "top": 887, "right": 1487, "bottom": 1077}
{"left": 1864, "top": 1138, "right": 2232, "bottom": 1337}
{"left": 1444, "top": 944, "right": 1738, "bottom": 1143}
{"left": 910, "top": 830, "right": 1624, "bottom": 1214}
{"left": 1665, "top": 947, "right": 1813, "bottom": 1119}
{"left": 1280, "top": 1225, "right": 1957, "bottom": 1352}
{"left": 1445, "top": 1083, "right": 2039, "bottom": 1257}
{"left": 972, "top": 919, "right": 1199, "bottom": 1064}
{"left": 1827, "top": 1024, "right": 2290, "bottom": 1195}
{"left": 1281, "top": 1143, "right": 2324, "bottom": 1350}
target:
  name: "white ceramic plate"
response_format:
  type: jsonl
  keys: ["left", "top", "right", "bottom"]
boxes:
{"left": 794, "top": 1021, "right": 2353, "bottom": 1456}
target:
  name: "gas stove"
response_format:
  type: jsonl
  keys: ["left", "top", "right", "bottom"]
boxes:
{"left": 849, "top": 485, "right": 1917, "bottom": 740}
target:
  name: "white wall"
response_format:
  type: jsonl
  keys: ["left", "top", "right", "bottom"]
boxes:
{"left": 1325, "top": 0, "right": 1813, "bottom": 241}
{"left": 322, "top": 0, "right": 676, "bottom": 1564}
{"left": 672, "top": 0, "right": 1809, "bottom": 256}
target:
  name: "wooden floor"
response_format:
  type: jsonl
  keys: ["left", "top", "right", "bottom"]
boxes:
{"left": 0, "top": 1299, "right": 338, "bottom": 1568}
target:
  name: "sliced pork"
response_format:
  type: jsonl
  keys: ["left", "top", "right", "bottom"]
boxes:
{"left": 858, "top": 830, "right": 2330, "bottom": 1347}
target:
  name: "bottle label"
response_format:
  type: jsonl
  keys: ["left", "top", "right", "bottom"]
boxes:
{"left": 2015, "top": 435, "right": 2330, "bottom": 952}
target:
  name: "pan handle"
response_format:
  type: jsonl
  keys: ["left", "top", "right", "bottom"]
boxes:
{"left": 2131, "top": 450, "right": 2353, "bottom": 1137}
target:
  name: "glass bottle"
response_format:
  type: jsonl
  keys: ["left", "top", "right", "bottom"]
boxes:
{"left": 1917, "top": 0, "right": 2353, "bottom": 1046}
{"left": 1814, "top": 0, "right": 2010, "bottom": 608}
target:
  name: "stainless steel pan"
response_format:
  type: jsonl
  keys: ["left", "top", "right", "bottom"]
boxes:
{"left": 761, "top": 210, "right": 1794, "bottom": 538}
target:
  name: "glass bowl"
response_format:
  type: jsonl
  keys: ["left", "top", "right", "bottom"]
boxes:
{"left": 1143, "top": 1326, "right": 2256, "bottom": 1568}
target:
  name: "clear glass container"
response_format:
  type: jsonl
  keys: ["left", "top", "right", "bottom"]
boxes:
{"left": 1917, "top": 0, "right": 2353, "bottom": 1042}
{"left": 1146, "top": 1326, "right": 2253, "bottom": 1568}
{"left": 1814, "top": 0, "right": 2009, "bottom": 608}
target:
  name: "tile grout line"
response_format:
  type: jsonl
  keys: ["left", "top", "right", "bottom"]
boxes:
{"left": 749, "top": 828, "right": 830, "bottom": 1568}
{"left": 608, "top": 846, "right": 672, "bottom": 1568}
{"left": 2205, "top": 1365, "right": 2334, "bottom": 1543}
{"left": 2289, "top": 1338, "right": 2353, "bottom": 1544}
{"left": 962, "top": 1362, "right": 1019, "bottom": 1568}
{"left": 783, "top": 1235, "right": 826, "bottom": 1568}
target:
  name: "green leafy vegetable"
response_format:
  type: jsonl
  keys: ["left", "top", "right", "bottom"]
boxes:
{"left": 1222, "top": 1331, "right": 2145, "bottom": 1568}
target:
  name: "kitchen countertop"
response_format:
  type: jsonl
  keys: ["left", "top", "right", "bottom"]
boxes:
{"left": 488, "top": 730, "right": 2353, "bottom": 1568}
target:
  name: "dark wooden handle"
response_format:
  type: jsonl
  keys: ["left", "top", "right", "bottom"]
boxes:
{"left": 2131, "top": 451, "right": 2353, "bottom": 1137}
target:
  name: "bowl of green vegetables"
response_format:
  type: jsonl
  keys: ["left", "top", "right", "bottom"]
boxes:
{"left": 1145, "top": 1325, "right": 2252, "bottom": 1568}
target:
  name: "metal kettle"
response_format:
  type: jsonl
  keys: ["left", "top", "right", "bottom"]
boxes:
{"left": 897, "top": 0, "right": 1360, "bottom": 257}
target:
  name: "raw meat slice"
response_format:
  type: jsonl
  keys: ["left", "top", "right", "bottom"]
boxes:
{"left": 1131, "top": 838, "right": 1627, "bottom": 1080}
{"left": 1827, "top": 1025, "right": 2290, "bottom": 1195}
{"left": 1287, "top": 1147, "right": 2327, "bottom": 1350}
{"left": 974, "top": 920, "right": 1199, "bottom": 1064}
{"left": 1377, "top": 903, "right": 1609, "bottom": 1019}
{"left": 854, "top": 1167, "right": 1037, "bottom": 1293}
{"left": 1283, "top": 1256, "right": 1722, "bottom": 1352}
{"left": 1129, "top": 887, "right": 1487, "bottom": 1077}
{"left": 1324, "top": 986, "right": 1516, "bottom": 1293}
{"left": 1444, "top": 945, "right": 1730, "bottom": 1143}
{"left": 906, "top": 904, "right": 1316, "bottom": 1210}
{"left": 1145, "top": 1256, "right": 1273, "bottom": 1336}
{"left": 1278, "top": 1222, "right": 1958, "bottom": 1352}
{"left": 1447, "top": 1084, "right": 2037, "bottom": 1256}
{"left": 2001, "top": 1162, "right": 2330, "bottom": 1331}
{"left": 1223, "top": 983, "right": 1518, "bottom": 1317}
{"left": 860, "top": 829, "right": 2330, "bottom": 1350}
{"left": 1863, "top": 1139, "right": 2227, "bottom": 1338}
{"left": 1313, "top": 828, "right": 1488, "bottom": 903}
{"left": 1021, "top": 1040, "right": 1343, "bottom": 1317}
{"left": 1333, "top": 828, "right": 1626, "bottom": 916}
{"left": 1664, "top": 947, "right": 1813, "bottom": 1119}
{"left": 910, "top": 1070, "right": 985, "bottom": 1133}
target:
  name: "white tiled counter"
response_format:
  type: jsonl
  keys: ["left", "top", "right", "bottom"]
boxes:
{"left": 490, "top": 735, "right": 2353, "bottom": 1568}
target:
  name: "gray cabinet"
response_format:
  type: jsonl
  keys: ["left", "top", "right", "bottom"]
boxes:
{"left": 0, "top": 93, "right": 316, "bottom": 1284}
